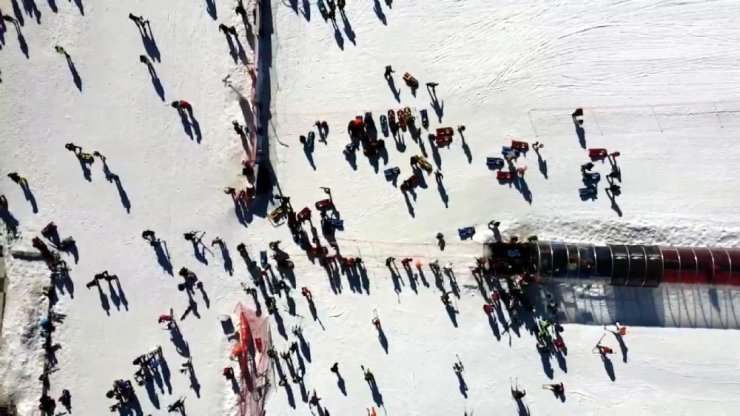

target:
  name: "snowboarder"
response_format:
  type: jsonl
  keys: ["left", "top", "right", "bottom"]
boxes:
{"left": 384, "top": 65, "right": 394, "bottom": 79}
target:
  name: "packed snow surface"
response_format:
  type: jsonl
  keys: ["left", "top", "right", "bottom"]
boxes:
{"left": 2, "top": 0, "right": 740, "bottom": 415}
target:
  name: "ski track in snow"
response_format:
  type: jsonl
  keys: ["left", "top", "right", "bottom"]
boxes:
{"left": 1, "top": 0, "right": 740, "bottom": 415}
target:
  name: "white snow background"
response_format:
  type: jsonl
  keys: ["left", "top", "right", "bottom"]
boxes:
{"left": 2, "top": 0, "right": 740, "bottom": 415}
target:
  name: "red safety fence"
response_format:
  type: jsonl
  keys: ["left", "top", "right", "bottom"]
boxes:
{"left": 232, "top": 303, "right": 273, "bottom": 416}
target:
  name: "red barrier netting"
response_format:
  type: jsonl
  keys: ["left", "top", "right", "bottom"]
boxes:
{"left": 232, "top": 303, "right": 273, "bottom": 416}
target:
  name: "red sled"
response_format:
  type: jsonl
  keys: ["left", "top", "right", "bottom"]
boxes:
{"left": 297, "top": 207, "right": 311, "bottom": 222}
{"left": 435, "top": 135, "right": 452, "bottom": 146}
{"left": 511, "top": 140, "right": 529, "bottom": 152}
{"left": 315, "top": 199, "right": 333, "bottom": 211}
{"left": 588, "top": 148, "right": 608, "bottom": 159}
{"left": 397, "top": 109, "right": 407, "bottom": 129}
{"left": 496, "top": 171, "right": 513, "bottom": 181}
{"left": 436, "top": 127, "right": 454, "bottom": 137}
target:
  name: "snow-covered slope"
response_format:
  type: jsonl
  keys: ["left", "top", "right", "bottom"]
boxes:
{"left": 1, "top": 0, "right": 740, "bottom": 415}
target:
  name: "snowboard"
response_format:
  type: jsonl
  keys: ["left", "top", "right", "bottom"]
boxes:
{"left": 380, "top": 115, "right": 389, "bottom": 137}
{"left": 420, "top": 109, "right": 429, "bottom": 129}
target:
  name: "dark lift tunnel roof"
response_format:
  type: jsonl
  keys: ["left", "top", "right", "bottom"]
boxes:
{"left": 534, "top": 241, "right": 740, "bottom": 287}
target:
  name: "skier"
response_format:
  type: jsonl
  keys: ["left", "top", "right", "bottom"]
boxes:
{"left": 606, "top": 184, "right": 621, "bottom": 195}
{"left": 581, "top": 162, "right": 594, "bottom": 172}
{"left": 0, "top": 194, "right": 7, "bottom": 211}
{"left": 167, "top": 397, "right": 186, "bottom": 413}
{"left": 483, "top": 303, "right": 494, "bottom": 314}
{"left": 516, "top": 165, "right": 527, "bottom": 176}
{"left": 266, "top": 297, "right": 277, "bottom": 314}
{"left": 434, "top": 170, "right": 444, "bottom": 182}
{"left": 85, "top": 277, "right": 100, "bottom": 289}
{"left": 511, "top": 385, "right": 526, "bottom": 400}
{"left": 227, "top": 25, "right": 238, "bottom": 35}
{"left": 222, "top": 367, "right": 234, "bottom": 380}
{"left": 330, "top": 362, "right": 339, "bottom": 373}
{"left": 605, "top": 321, "right": 627, "bottom": 336}
{"left": 384, "top": 65, "right": 394, "bottom": 79}
{"left": 7, "top": 172, "right": 26, "bottom": 185}
{"left": 452, "top": 361, "right": 464, "bottom": 376}
{"left": 308, "top": 390, "right": 321, "bottom": 406}
{"left": 385, "top": 257, "right": 395, "bottom": 267}
{"left": 544, "top": 382, "right": 565, "bottom": 395}
{"left": 218, "top": 23, "right": 230, "bottom": 34}
{"left": 362, "top": 366, "right": 374, "bottom": 382}
{"left": 372, "top": 317, "right": 381, "bottom": 329}
{"left": 142, "top": 229, "right": 157, "bottom": 242}
{"left": 139, "top": 54, "right": 151, "bottom": 65}
{"left": 338, "top": 0, "right": 346, "bottom": 11}
{"left": 595, "top": 344, "right": 614, "bottom": 356}
{"left": 59, "top": 389, "right": 71, "bottom": 409}
{"left": 232, "top": 120, "right": 245, "bottom": 135}
{"left": 128, "top": 13, "right": 147, "bottom": 26}
{"left": 301, "top": 286, "right": 313, "bottom": 300}
{"left": 54, "top": 45, "right": 68, "bottom": 56}
{"left": 235, "top": 2, "right": 247, "bottom": 17}
{"left": 41, "top": 222, "right": 57, "bottom": 239}
{"left": 441, "top": 292, "right": 451, "bottom": 305}
{"left": 64, "top": 142, "right": 82, "bottom": 154}
{"left": 400, "top": 257, "right": 412, "bottom": 267}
